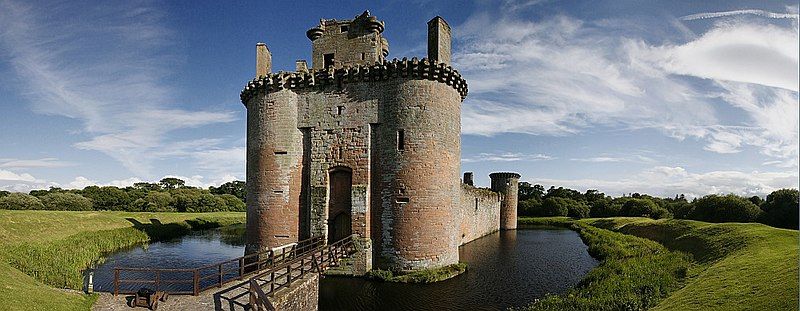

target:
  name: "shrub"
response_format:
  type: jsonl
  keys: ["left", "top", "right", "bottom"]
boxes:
{"left": 690, "top": 194, "right": 762, "bottom": 223}
{"left": 519, "top": 198, "right": 542, "bottom": 216}
{"left": 39, "top": 193, "right": 93, "bottom": 211}
{"left": 0, "top": 193, "right": 45, "bottom": 210}
{"left": 760, "top": 189, "right": 799, "bottom": 229}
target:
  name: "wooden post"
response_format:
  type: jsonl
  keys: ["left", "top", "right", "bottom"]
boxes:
{"left": 155, "top": 270, "right": 161, "bottom": 292}
{"left": 239, "top": 258, "right": 245, "bottom": 280}
{"left": 286, "top": 265, "right": 291, "bottom": 285}
{"left": 270, "top": 271, "right": 275, "bottom": 294}
{"left": 218, "top": 265, "right": 223, "bottom": 288}
{"left": 193, "top": 269, "right": 200, "bottom": 296}
{"left": 113, "top": 269, "right": 119, "bottom": 296}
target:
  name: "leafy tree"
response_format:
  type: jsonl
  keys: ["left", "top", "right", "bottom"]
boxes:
{"left": 0, "top": 190, "right": 9, "bottom": 198}
{"left": 190, "top": 193, "right": 225, "bottom": 212}
{"left": 544, "top": 186, "right": 583, "bottom": 201}
{"left": 590, "top": 197, "right": 619, "bottom": 218}
{"left": 583, "top": 189, "right": 606, "bottom": 204}
{"left": 210, "top": 180, "right": 246, "bottom": 202}
{"left": 760, "top": 189, "right": 799, "bottom": 229}
{"left": 540, "top": 197, "right": 569, "bottom": 217}
{"left": 80, "top": 186, "right": 130, "bottom": 210}
{"left": 39, "top": 193, "right": 93, "bottom": 211}
{"left": 132, "top": 192, "right": 175, "bottom": 212}
{"left": 518, "top": 182, "right": 545, "bottom": 201}
{"left": 621, "top": 198, "right": 671, "bottom": 219}
{"left": 690, "top": 194, "right": 762, "bottom": 223}
{"left": 133, "top": 182, "right": 161, "bottom": 191}
{"left": 0, "top": 193, "right": 45, "bottom": 210}
{"left": 169, "top": 188, "right": 204, "bottom": 212}
{"left": 748, "top": 195, "right": 764, "bottom": 207}
{"left": 218, "top": 194, "right": 246, "bottom": 212}
{"left": 566, "top": 199, "right": 590, "bottom": 219}
{"left": 159, "top": 177, "right": 186, "bottom": 190}
{"left": 518, "top": 198, "right": 542, "bottom": 216}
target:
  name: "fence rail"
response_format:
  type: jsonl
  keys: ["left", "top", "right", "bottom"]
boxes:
{"left": 248, "top": 234, "right": 356, "bottom": 311}
{"left": 113, "top": 235, "right": 325, "bottom": 296}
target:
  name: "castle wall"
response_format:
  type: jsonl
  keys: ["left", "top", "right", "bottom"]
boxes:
{"left": 459, "top": 184, "right": 501, "bottom": 245}
{"left": 245, "top": 90, "right": 304, "bottom": 252}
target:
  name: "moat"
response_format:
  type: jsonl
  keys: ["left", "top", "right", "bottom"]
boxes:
{"left": 94, "top": 226, "right": 597, "bottom": 310}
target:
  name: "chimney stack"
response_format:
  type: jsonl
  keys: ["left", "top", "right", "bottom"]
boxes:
{"left": 427, "top": 16, "right": 451, "bottom": 65}
{"left": 256, "top": 43, "right": 272, "bottom": 77}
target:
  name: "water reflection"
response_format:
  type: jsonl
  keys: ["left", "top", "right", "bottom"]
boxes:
{"left": 319, "top": 228, "right": 597, "bottom": 311}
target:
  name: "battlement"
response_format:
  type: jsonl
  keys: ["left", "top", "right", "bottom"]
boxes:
{"left": 489, "top": 172, "right": 522, "bottom": 180}
{"left": 240, "top": 57, "right": 468, "bottom": 104}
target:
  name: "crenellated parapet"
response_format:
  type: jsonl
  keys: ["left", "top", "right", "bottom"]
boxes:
{"left": 240, "top": 57, "right": 468, "bottom": 104}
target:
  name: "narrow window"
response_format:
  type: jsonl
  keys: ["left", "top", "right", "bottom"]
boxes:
{"left": 360, "top": 53, "right": 366, "bottom": 60}
{"left": 337, "top": 106, "right": 344, "bottom": 115}
{"left": 475, "top": 198, "right": 479, "bottom": 210}
{"left": 338, "top": 147, "right": 343, "bottom": 160}
{"left": 274, "top": 151, "right": 287, "bottom": 155}
{"left": 396, "top": 197, "right": 410, "bottom": 204}
{"left": 324, "top": 53, "right": 335, "bottom": 68}
{"left": 397, "top": 129, "right": 405, "bottom": 151}
{"left": 340, "top": 25, "right": 349, "bottom": 32}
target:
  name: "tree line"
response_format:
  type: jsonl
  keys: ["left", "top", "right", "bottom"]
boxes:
{"left": 0, "top": 178, "right": 247, "bottom": 213}
{"left": 517, "top": 182, "right": 799, "bottom": 230}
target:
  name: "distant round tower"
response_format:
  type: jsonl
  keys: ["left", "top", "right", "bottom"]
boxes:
{"left": 490, "top": 172, "right": 521, "bottom": 230}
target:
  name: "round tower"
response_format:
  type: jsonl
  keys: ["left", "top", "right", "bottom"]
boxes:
{"left": 244, "top": 84, "right": 304, "bottom": 254}
{"left": 375, "top": 76, "right": 463, "bottom": 271}
{"left": 490, "top": 172, "right": 521, "bottom": 230}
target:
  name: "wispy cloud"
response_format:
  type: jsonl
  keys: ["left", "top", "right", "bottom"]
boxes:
{"left": 0, "top": 158, "right": 74, "bottom": 169}
{"left": 0, "top": 0, "right": 237, "bottom": 178}
{"left": 569, "top": 155, "right": 656, "bottom": 163}
{"left": 453, "top": 9, "right": 798, "bottom": 169}
{"left": 462, "top": 152, "right": 553, "bottom": 163}
{"left": 681, "top": 9, "right": 799, "bottom": 21}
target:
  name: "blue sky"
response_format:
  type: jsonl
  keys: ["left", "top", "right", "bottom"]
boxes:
{"left": 0, "top": 0, "right": 797, "bottom": 198}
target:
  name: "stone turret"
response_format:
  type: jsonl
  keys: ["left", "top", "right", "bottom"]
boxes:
{"left": 463, "top": 172, "right": 474, "bottom": 186}
{"left": 307, "top": 10, "right": 388, "bottom": 69}
{"left": 490, "top": 172, "right": 521, "bottom": 230}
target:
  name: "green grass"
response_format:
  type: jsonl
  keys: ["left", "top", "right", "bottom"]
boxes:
{"left": 0, "top": 210, "right": 245, "bottom": 311}
{"left": 519, "top": 217, "right": 799, "bottom": 311}
{"left": 367, "top": 263, "right": 468, "bottom": 283}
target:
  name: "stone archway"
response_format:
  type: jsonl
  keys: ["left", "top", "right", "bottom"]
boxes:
{"left": 328, "top": 167, "right": 352, "bottom": 243}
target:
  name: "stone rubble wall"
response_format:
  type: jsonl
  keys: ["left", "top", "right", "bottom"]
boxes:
{"left": 459, "top": 184, "right": 502, "bottom": 245}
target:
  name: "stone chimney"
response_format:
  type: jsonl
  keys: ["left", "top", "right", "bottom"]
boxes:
{"left": 256, "top": 43, "right": 272, "bottom": 77}
{"left": 427, "top": 16, "right": 451, "bottom": 65}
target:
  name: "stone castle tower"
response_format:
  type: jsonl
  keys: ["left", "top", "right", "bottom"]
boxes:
{"left": 240, "top": 11, "right": 519, "bottom": 273}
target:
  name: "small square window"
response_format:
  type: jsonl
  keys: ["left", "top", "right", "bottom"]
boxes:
{"left": 361, "top": 53, "right": 366, "bottom": 60}
{"left": 341, "top": 25, "right": 349, "bottom": 32}
{"left": 337, "top": 106, "right": 344, "bottom": 115}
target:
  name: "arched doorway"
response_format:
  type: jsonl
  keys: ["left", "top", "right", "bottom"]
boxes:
{"left": 328, "top": 167, "right": 352, "bottom": 243}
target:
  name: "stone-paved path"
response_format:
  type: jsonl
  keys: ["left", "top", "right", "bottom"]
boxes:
{"left": 92, "top": 279, "right": 253, "bottom": 311}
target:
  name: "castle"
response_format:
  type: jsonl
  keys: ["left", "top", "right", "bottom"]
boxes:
{"left": 240, "top": 11, "right": 520, "bottom": 273}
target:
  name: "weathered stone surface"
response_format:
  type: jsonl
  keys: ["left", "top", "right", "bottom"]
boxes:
{"left": 270, "top": 273, "right": 319, "bottom": 311}
{"left": 490, "top": 172, "right": 521, "bottom": 230}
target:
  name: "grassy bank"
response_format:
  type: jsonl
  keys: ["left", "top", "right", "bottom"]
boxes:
{"left": 0, "top": 210, "right": 246, "bottom": 311}
{"left": 367, "top": 263, "right": 468, "bottom": 283}
{"left": 519, "top": 217, "right": 799, "bottom": 311}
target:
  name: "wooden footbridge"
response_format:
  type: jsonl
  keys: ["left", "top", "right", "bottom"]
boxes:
{"left": 111, "top": 234, "right": 357, "bottom": 310}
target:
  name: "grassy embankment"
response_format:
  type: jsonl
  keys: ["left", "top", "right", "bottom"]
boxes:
{"left": 518, "top": 217, "right": 799, "bottom": 311}
{"left": 367, "top": 262, "right": 468, "bottom": 283}
{"left": 0, "top": 210, "right": 246, "bottom": 311}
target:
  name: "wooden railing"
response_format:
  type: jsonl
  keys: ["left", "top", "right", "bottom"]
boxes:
{"left": 248, "top": 234, "right": 356, "bottom": 311}
{"left": 113, "top": 235, "right": 325, "bottom": 296}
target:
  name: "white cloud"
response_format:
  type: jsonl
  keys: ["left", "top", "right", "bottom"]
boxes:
{"left": 681, "top": 9, "right": 799, "bottom": 21}
{"left": 529, "top": 166, "right": 798, "bottom": 198}
{"left": 462, "top": 152, "right": 553, "bottom": 163}
{"left": 0, "top": 169, "right": 38, "bottom": 182}
{"left": 67, "top": 176, "right": 95, "bottom": 189}
{"left": 653, "top": 22, "right": 798, "bottom": 91}
{"left": 0, "top": 158, "right": 73, "bottom": 169}
{"left": 0, "top": 1, "right": 237, "bottom": 177}
{"left": 454, "top": 10, "right": 798, "bottom": 169}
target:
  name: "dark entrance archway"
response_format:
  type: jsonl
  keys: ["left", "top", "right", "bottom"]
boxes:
{"left": 328, "top": 167, "right": 352, "bottom": 244}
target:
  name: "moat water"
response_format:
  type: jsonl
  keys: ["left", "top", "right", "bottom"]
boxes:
{"left": 94, "top": 226, "right": 597, "bottom": 310}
